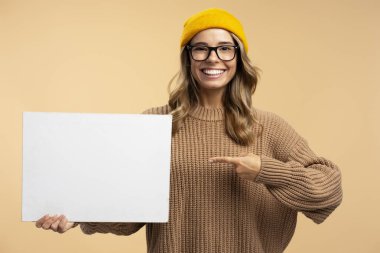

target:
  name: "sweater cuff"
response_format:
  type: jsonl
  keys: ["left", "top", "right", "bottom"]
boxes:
{"left": 255, "top": 155, "right": 291, "bottom": 186}
{"left": 78, "top": 222, "right": 98, "bottom": 234}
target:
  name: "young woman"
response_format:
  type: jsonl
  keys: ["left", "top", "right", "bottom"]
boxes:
{"left": 36, "top": 8, "right": 343, "bottom": 253}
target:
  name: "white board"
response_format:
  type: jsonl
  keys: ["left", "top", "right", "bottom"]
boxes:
{"left": 22, "top": 112, "right": 172, "bottom": 222}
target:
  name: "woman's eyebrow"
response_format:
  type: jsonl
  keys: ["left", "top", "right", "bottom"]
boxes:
{"left": 217, "top": 41, "right": 235, "bottom": 45}
{"left": 191, "top": 41, "right": 235, "bottom": 46}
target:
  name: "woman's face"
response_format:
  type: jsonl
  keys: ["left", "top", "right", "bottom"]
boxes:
{"left": 189, "top": 28, "right": 237, "bottom": 93}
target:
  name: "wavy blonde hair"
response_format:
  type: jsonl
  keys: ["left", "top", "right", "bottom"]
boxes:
{"left": 168, "top": 33, "right": 262, "bottom": 146}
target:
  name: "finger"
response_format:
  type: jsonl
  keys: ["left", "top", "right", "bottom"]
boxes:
{"left": 57, "top": 216, "right": 68, "bottom": 233}
{"left": 36, "top": 214, "right": 49, "bottom": 228}
{"left": 50, "top": 218, "right": 61, "bottom": 232}
{"left": 209, "top": 156, "right": 239, "bottom": 165}
{"left": 41, "top": 215, "right": 59, "bottom": 230}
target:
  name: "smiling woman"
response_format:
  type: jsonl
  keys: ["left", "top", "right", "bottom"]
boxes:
{"left": 35, "top": 8, "right": 343, "bottom": 253}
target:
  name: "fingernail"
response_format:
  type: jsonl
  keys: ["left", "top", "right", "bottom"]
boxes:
{"left": 209, "top": 159, "right": 214, "bottom": 163}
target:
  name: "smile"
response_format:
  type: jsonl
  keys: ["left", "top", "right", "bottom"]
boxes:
{"left": 201, "top": 69, "right": 226, "bottom": 77}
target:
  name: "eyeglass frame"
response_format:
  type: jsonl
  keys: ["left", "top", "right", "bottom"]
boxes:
{"left": 186, "top": 45, "right": 239, "bottom": 61}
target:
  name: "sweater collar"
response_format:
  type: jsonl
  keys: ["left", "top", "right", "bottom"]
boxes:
{"left": 188, "top": 105, "right": 225, "bottom": 121}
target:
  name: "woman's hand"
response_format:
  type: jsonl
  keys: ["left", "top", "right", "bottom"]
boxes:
{"left": 209, "top": 153, "right": 261, "bottom": 181}
{"left": 35, "top": 214, "right": 76, "bottom": 233}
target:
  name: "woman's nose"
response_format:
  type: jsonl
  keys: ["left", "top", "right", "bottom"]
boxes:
{"left": 206, "top": 50, "right": 219, "bottom": 62}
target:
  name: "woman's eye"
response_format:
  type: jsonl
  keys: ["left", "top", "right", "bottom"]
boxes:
{"left": 220, "top": 46, "right": 231, "bottom": 51}
{"left": 194, "top": 47, "right": 208, "bottom": 51}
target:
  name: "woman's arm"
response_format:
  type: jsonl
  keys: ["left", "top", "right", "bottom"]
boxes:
{"left": 210, "top": 138, "right": 342, "bottom": 224}
{"left": 256, "top": 136, "right": 343, "bottom": 224}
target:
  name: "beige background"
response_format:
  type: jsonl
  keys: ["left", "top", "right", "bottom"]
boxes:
{"left": 1, "top": 0, "right": 379, "bottom": 252}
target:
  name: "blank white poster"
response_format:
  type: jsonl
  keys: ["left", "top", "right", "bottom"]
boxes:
{"left": 22, "top": 112, "right": 172, "bottom": 222}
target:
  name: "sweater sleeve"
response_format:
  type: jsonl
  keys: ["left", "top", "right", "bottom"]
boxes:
{"left": 79, "top": 222, "right": 145, "bottom": 236}
{"left": 253, "top": 111, "right": 343, "bottom": 224}
{"left": 255, "top": 136, "right": 343, "bottom": 224}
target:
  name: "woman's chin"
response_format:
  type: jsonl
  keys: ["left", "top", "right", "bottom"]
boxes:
{"left": 198, "top": 79, "right": 229, "bottom": 90}
{"left": 199, "top": 84, "right": 228, "bottom": 91}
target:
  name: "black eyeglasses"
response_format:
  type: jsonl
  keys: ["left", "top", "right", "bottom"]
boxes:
{"left": 187, "top": 45, "right": 239, "bottom": 61}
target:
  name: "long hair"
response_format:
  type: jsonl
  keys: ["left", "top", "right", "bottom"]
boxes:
{"left": 168, "top": 33, "right": 262, "bottom": 146}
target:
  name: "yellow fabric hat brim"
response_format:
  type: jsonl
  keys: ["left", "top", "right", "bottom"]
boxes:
{"left": 180, "top": 8, "right": 248, "bottom": 52}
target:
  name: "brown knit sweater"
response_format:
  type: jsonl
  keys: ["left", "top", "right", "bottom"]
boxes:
{"left": 80, "top": 105, "right": 343, "bottom": 253}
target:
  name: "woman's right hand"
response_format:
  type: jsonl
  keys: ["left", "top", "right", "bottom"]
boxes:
{"left": 35, "top": 214, "right": 76, "bottom": 233}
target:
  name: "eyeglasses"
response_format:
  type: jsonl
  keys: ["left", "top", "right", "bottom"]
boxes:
{"left": 186, "top": 45, "right": 239, "bottom": 61}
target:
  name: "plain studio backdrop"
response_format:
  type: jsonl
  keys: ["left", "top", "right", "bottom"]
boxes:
{"left": 1, "top": 0, "right": 379, "bottom": 252}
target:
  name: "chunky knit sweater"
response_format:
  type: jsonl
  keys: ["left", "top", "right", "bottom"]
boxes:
{"left": 79, "top": 105, "right": 343, "bottom": 253}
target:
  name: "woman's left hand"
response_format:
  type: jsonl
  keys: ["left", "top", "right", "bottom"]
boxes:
{"left": 209, "top": 153, "right": 261, "bottom": 181}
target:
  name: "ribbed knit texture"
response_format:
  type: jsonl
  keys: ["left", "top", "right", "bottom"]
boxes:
{"left": 80, "top": 105, "right": 343, "bottom": 253}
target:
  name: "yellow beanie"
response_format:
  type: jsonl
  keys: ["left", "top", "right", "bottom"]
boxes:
{"left": 180, "top": 8, "right": 249, "bottom": 52}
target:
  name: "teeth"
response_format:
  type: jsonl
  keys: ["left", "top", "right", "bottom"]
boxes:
{"left": 202, "top": 69, "right": 225, "bottom": 75}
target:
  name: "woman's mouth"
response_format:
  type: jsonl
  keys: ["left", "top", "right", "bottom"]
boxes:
{"left": 201, "top": 69, "right": 226, "bottom": 78}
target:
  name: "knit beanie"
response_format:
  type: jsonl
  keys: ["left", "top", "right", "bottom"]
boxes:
{"left": 180, "top": 8, "right": 249, "bottom": 52}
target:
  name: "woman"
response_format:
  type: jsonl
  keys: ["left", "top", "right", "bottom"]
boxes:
{"left": 36, "top": 8, "right": 343, "bottom": 253}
